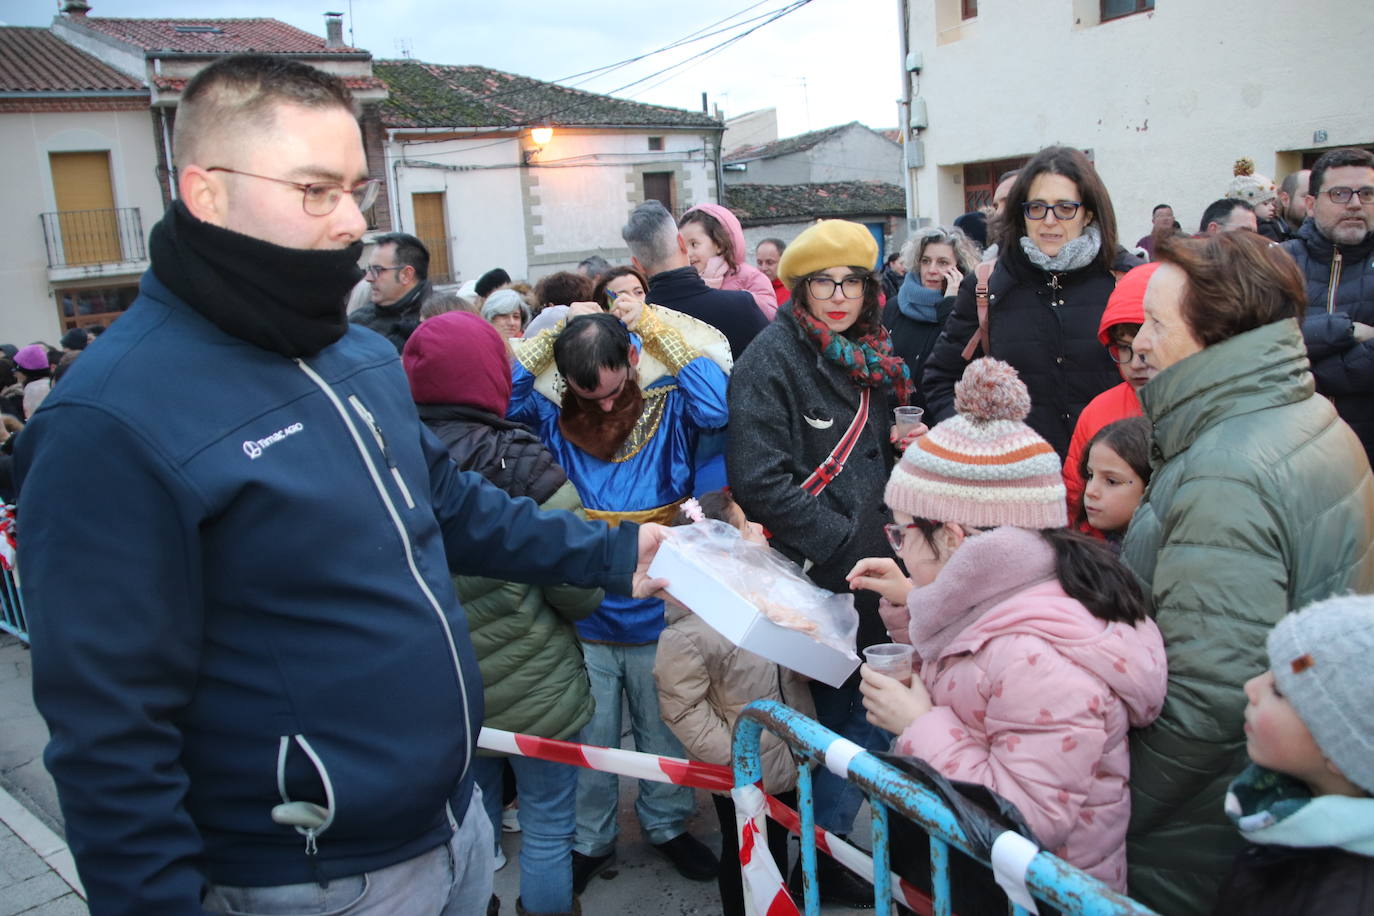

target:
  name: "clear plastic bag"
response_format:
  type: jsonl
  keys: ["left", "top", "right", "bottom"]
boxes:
{"left": 666, "top": 519, "right": 860, "bottom": 658}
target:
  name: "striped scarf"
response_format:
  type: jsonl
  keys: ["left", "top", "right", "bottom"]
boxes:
{"left": 788, "top": 303, "right": 912, "bottom": 405}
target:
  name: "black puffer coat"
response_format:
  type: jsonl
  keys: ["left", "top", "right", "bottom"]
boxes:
{"left": 1283, "top": 219, "right": 1374, "bottom": 459}
{"left": 921, "top": 246, "right": 1133, "bottom": 458}
{"left": 417, "top": 404, "right": 565, "bottom": 501}
{"left": 726, "top": 308, "right": 897, "bottom": 652}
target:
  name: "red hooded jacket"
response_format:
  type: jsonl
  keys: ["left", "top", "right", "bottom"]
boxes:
{"left": 1063, "top": 264, "right": 1160, "bottom": 528}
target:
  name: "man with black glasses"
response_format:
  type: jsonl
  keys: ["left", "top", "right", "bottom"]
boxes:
{"left": 1283, "top": 147, "right": 1374, "bottom": 458}
{"left": 15, "top": 54, "right": 668, "bottom": 916}
{"left": 350, "top": 231, "right": 436, "bottom": 351}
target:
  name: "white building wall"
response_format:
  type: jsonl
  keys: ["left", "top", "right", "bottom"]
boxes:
{"left": 387, "top": 134, "right": 528, "bottom": 286}
{"left": 805, "top": 129, "right": 904, "bottom": 186}
{"left": 387, "top": 128, "right": 718, "bottom": 284}
{"left": 905, "top": 0, "right": 1374, "bottom": 241}
{"left": 725, "top": 126, "right": 904, "bottom": 187}
{"left": 0, "top": 107, "right": 163, "bottom": 344}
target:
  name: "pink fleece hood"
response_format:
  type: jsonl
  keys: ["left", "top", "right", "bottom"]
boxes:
{"left": 684, "top": 203, "right": 747, "bottom": 264}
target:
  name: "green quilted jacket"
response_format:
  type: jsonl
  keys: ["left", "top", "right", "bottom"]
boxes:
{"left": 1122, "top": 318, "right": 1374, "bottom": 915}
{"left": 456, "top": 480, "right": 603, "bottom": 742}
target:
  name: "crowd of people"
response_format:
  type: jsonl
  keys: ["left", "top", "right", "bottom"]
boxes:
{"left": 7, "top": 52, "right": 1374, "bottom": 916}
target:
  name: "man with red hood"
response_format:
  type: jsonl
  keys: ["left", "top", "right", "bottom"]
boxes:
{"left": 1062, "top": 263, "right": 1161, "bottom": 523}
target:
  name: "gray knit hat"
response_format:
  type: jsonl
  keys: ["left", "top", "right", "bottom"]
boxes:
{"left": 1267, "top": 594, "right": 1374, "bottom": 794}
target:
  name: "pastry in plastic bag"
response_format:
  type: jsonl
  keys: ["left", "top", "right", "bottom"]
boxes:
{"left": 665, "top": 519, "right": 860, "bottom": 658}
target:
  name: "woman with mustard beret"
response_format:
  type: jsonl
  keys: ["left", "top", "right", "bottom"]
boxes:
{"left": 725, "top": 219, "right": 913, "bottom": 906}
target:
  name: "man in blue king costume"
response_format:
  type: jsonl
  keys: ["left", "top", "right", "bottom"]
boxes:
{"left": 508, "top": 297, "right": 729, "bottom": 892}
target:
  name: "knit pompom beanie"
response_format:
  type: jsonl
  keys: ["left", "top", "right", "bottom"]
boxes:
{"left": 1225, "top": 157, "right": 1277, "bottom": 206}
{"left": 884, "top": 358, "right": 1067, "bottom": 529}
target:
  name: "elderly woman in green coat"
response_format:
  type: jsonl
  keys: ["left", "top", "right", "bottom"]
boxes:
{"left": 1122, "top": 230, "right": 1374, "bottom": 916}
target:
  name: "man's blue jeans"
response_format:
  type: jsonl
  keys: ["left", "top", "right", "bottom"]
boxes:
{"left": 472, "top": 754, "right": 577, "bottom": 914}
{"left": 204, "top": 784, "right": 494, "bottom": 915}
{"left": 809, "top": 679, "right": 891, "bottom": 835}
{"left": 574, "top": 641, "right": 695, "bottom": 856}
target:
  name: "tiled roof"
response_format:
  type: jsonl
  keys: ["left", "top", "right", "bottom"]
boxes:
{"left": 725, "top": 122, "right": 851, "bottom": 164}
{"left": 0, "top": 26, "right": 144, "bottom": 93}
{"left": 725, "top": 182, "right": 906, "bottom": 224}
{"left": 878, "top": 128, "right": 901, "bottom": 144}
{"left": 71, "top": 17, "right": 362, "bottom": 55}
{"left": 150, "top": 75, "right": 386, "bottom": 94}
{"left": 724, "top": 122, "right": 861, "bottom": 164}
{"left": 374, "top": 60, "right": 720, "bottom": 130}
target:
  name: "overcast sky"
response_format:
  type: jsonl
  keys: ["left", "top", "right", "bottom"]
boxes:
{"left": 3, "top": 0, "right": 903, "bottom": 139}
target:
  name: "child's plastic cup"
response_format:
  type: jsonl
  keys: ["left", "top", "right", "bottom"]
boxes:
{"left": 893, "top": 406, "right": 925, "bottom": 440}
{"left": 863, "top": 643, "right": 915, "bottom": 686}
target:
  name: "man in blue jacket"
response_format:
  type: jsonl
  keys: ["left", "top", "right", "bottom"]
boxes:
{"left": 14, "top": 55, "right": 667, "bottom": 916}
{"left": 508, "top": 304, "right": 728, "bottom": 894}
{"left": 1282, "top": 147, "right": 1374, "bottom": 461}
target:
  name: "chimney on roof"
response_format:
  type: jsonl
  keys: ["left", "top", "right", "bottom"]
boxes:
{"left": 62, "top": 0, "right": 92, "bottom": 16}
{"left": 324, "top": 12, "right": 345, "bottom": 49}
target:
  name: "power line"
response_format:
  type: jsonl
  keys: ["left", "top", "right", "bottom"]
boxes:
{"left": 532, "top": 0, "right": 813, "bottom": 124}
{"left": 561, "top": 0, "right": 786, "bottom": 89}
{"left": 459, "top": 0, "right": 804, "bottom": 108}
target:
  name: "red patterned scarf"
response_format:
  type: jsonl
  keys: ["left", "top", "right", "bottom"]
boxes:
{"left": 788, "top": 304, "right": 912, "bottom": 405}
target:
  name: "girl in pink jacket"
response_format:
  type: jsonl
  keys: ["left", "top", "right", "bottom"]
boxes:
{"left": 680, "top": 204, "right": 778, "bottom": 319}
{"left": 847, "top": 357, "right": 1166, "bottom": 892}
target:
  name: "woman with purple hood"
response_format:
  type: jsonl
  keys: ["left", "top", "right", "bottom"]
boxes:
{"left": 402, "top": 311, "right": 603, "bottom": 916}
{"left": 679, "top": 203, "right": 778, "bottom": 319}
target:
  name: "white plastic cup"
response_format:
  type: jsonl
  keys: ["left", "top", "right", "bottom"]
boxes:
{"left": 863, "top": 643, "right": 916, "bottom": 686}
{"left": 893, "top": 406, "right": 925, "bottom": 440}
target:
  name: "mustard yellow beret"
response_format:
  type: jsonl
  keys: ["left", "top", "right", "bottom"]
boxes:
{"left": 777, "top": 220, "right": 880, "bottom": 288}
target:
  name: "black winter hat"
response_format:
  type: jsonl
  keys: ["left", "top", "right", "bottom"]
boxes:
{"left": 475, "top": 268, "right": 512, "bottom": 299}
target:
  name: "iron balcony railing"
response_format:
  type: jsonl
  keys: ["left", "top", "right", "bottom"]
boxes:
{"left": 40, "top": 207, "right": 146, "bottom": 269}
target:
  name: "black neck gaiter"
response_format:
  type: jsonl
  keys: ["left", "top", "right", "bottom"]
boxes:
{"left": 149, "top": 201, "right": 364, "bottom": 358}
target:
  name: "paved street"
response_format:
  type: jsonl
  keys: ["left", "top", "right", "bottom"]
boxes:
{"left": 1, "top": 634, "right": 873, "bottom": 915}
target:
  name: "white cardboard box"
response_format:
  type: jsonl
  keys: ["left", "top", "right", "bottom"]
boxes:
{"left": 649, "top": 539, "right": 860, "bottom": 688}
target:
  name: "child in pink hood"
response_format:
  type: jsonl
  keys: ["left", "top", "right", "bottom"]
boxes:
{"left": 680, "top": 204, "right": 778, "bottom": 319}
{"left": 847, "top": 357, "right": 1167, "bottom": 892}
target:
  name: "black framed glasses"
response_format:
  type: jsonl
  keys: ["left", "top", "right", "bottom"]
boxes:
{"left": 1022, "top": 201, "right": 1083, "bottom": 221}
{"left": 1108, "top": 343, "right": 1135, "bottom": 364}
{"left": 206, "top": 167, "right": 381, "bottom": 216}
{"left": 807, "top": 274, "right": 869, "bottom": 300}
{"left": 1324, "top": 186, "right": 1374, "bottom": 205}
{"left": 364, "top": 264, "right": 402, "bottom": 278}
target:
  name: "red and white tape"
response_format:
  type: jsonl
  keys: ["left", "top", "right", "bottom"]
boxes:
{"left": 478, "top": 727, "right": 936, "bottom": 914}
{"left": 477, "top": 727, "right": 733, "bottom": 791}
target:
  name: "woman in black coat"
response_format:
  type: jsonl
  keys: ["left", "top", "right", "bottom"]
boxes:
{"left": 726, "top": 219, "right": 912, "bottom": 906}
{"left": 922, "top": 146, "right": 1126, "bottom": 459}
{"left": 882, "top": 226, "right": 980, "bottom": 411}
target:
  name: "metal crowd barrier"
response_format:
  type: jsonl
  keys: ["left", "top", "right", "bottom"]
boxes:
{"left": 733, "top": 699, "right": 1158, "bottom": 916}
{"left": 0, "top": 565, "right": 26, "bottom": 643}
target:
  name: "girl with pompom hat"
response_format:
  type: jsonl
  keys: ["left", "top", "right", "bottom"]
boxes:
{"left": 847, "top": 357, "right": 1167, "bottom": 895}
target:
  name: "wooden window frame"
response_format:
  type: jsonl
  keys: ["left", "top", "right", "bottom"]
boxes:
{"left": 961, "top": 0, "right": 978, "bottom": 20}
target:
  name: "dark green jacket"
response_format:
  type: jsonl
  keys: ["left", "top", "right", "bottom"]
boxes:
{"left": 1122, "top": 319, "right": 1374, "bottom": 915}
{"left": 456, "top": 479, "right": 603, "bottom": 741}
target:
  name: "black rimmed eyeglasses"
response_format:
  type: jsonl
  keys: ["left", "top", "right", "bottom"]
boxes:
{"left": 206, "top": 167, "right": 381, "bottom": 216}
{"left": 1323, "top": 187, "right": 1374, "bottom": 205}
{"left": 1108, "top": 343, "right": 1138, "bottom": 364}
{"left": 1022, "top": 201, "right": 1083, "bottom": 221}
{"left": 806, "top": 275, "right": 869, "bottom": 300}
